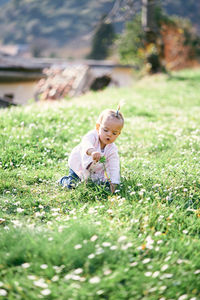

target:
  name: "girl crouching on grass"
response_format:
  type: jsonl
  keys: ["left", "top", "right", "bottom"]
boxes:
{"left": 59, "top": 108, "right": 124, "bottom": 193}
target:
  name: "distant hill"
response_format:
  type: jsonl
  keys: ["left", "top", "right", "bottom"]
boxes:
{"left": 0, "top": 0, "right": 199, "bottom": 58}
{"left": 0, "top": 0, "right": 116, "bottom": 46}
{"left": 0, "top": 0, "right": 10, "bottom": 5}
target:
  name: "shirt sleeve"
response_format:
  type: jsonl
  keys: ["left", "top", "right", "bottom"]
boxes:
{"left": 80, "top": 130, "right": 97, "bottom": 170}
{"left": 106, "top": 148, "right": 120, "bottom": 184}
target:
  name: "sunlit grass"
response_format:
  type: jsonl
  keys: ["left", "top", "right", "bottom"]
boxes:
{"left": 0, "top": 69, "right": 200, "bottom": 299}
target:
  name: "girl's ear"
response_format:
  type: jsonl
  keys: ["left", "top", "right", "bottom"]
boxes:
{"left": 96, "top": 123, "right": 100, "bottom": 132}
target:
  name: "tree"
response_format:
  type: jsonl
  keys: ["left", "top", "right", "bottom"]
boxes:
{"left": 105, "top": 0, "right": 165, "bottom": 72}
{"left": 142, "top": 0, "right": 158, "bottom": 43}
{"left": 117, "top": 14, "right": 145, "bottom": 65}
{"left": 141, "top": 0, "right": 165, "bottom": 72}
{"left": 88, "top": 16, "right": 115, "bottom": 60}
{"left": 116, "top": 0, "right": 200, "bottom": 72}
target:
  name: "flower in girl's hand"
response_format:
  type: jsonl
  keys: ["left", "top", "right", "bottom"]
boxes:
{"left": 99, "top": 156, "right": 106, "bottom": 163}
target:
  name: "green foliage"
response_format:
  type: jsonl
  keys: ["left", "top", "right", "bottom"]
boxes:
{"left": 87, "top": 18, "right": 115, "bottom": 60}
{"left": 0, "top": 69, "right": 200, "bottom": 299}
{"left": 99, "top": 156, "right": 106, "bottom": 163}
{"left": 117, "top": 7, "right": 171, "bottom": 69}
{"left": 117, "top": 14, "right": 145, "bottom": 66}
{"left": 117, "top": 8, "right": 200, "bottom": 71}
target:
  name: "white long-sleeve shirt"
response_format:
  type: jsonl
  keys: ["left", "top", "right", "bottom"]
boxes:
{"left": 68, "top": 129, "right": 120, "bottom": 184}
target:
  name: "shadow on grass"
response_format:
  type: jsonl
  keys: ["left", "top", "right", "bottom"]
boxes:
{"left": 68, "top": 180, "right": 111, "bottom": 203}
{"left": 167, "top": 73, "right": 200, "bottom": 83}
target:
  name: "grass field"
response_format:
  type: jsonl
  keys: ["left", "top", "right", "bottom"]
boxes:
{"left": 0, "top": 69, "right": 200, "bottom": 300}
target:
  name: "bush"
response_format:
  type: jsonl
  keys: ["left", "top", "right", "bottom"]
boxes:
{"left": 117, "top": 14, "right": 145, "bottom": 66}
{"left": 88, "top": 17, "right": 115, "bottom": 60}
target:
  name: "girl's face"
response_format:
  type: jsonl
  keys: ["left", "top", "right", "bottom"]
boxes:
{"left": 96, "top": 116, "right": 123, "bottom": 149}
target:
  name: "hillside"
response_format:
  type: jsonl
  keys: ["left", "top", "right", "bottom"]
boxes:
{"left": 0, "top": 0, "right": 199, "bottom": 58}
{"left": 0, "top": 68, "right": 200, "bottom": 299}
{"left": 0, "top": 0, "right": 116, "bottom": 46}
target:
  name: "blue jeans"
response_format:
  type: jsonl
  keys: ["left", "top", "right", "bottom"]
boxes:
{"left": 59, "top": 169, "right": 80, "bottom": 189}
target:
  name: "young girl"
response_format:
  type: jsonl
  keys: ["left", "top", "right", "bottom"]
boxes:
{"left": 59, "top": 108, "right": 124, "bottom": 193}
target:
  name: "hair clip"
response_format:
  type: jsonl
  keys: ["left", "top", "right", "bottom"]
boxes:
{"left": 116, "top": 104, "right": 120, "bottom": 117}
{"left": 116, "top": 99, "right": 125, "bottom": 117}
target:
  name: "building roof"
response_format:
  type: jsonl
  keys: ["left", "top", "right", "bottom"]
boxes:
{"left": 0, "top": 54, "right": 49, "bottom": 82}
{"left": 0, "top": 53, "right": 136, "bottom": 84}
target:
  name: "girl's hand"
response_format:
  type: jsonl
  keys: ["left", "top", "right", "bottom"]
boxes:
{"left": 86, "top": 148, "right": 101, "bottom": 163}
{"left": 91, "top": 151, "right": 101, "bottom": 163}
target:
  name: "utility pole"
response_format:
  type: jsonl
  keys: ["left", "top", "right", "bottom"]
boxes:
{"left": 142, "top": 0, "right": 157, "bottom": 43}
{"left": 141, "top": 0, "right": 165, "bottom": 72}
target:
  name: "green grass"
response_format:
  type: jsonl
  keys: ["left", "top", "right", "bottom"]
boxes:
{"left": 0, "top": 69, "right": 200, "bottom": 300}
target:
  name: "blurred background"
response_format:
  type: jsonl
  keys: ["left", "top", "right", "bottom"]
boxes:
{"left": 0, "top": 0, "right": 199, "bottom": 68}
{"left": 0, "top": 0, "right": 200, "bottom": 106}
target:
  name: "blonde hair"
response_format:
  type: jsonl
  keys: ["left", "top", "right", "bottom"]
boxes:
{"left": 96, "top": 109, "right": 124, "bottom": 126}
